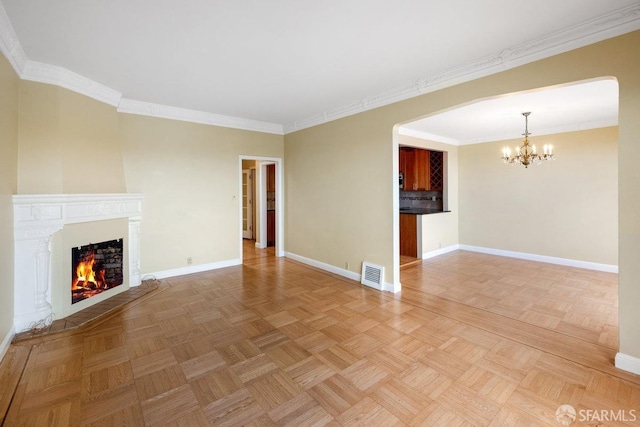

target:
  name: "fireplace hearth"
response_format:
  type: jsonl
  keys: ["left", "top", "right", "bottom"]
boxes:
{"left": 71, "top": 239, "right": 124, "bottom": 304}
{"left": 13, "top": 193, "right": 144, "bottom": 332}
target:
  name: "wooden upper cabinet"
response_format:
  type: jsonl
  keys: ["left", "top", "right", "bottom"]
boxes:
{"left": 399, "top": 147, "right": 430, "bottom": 190}
{"left": 414, "top": 149, "right": 430, "bottom": 190}
{"left": 399, "top": 147, "right": 415, "bottom": 190}
{"left": 266, "top": 164, "right": 276, "bottom": 192}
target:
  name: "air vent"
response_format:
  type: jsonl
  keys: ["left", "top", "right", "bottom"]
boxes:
{"left": 361, "top": 262, "right": 384, "bottom": 289}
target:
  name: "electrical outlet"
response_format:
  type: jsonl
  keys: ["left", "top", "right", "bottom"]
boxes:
{"left": 345, "top": 262, "right": 349, "bottom": 270}
{"left": 187, "top": 257, "right": 192, "bottom": 265}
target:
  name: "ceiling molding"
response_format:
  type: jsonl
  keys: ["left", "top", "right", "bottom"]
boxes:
{"left": 117, "top": 99, "right": 284, "bottom": 135}
{"left": 22, "top": 61, "right": 122, "bottom": 107}
{"left": 0, "top": 0, "right": 26, "bottom": 74}
{"left": 283, "top": 4, "right": 640, "bottom": 135}
{"left": 0, "top": 0, "right": 283, "bottom": 135}
{"left": 1, "top": 1, "right": 638, "bottom": 137}
{"left": 401, "top": 118, "right": 619, "bottom": 146}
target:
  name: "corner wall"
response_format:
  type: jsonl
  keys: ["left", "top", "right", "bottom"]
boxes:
{"left": 0, "top": 53, "right": 19, "bottom": 357}
{"left": 459, "top": 126, "right": 618, "bottom": 266}
{"left": 120, "top": 114, "right": 283, "bottom": 274}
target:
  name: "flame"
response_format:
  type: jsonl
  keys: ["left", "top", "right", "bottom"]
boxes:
{"left": 72, "top": 252, "right": 98, "bottom": 289}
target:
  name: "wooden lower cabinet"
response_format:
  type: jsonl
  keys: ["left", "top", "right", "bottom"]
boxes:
{"left": 267, "top": 210, "right": 275, "bottom": 246}
{"left": 400, "top": 214, "right": 418, "bottom": 258}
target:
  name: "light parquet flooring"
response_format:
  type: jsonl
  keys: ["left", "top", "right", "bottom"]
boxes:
{"left": 2, "top": 245, "right": 638, "bottom": 426}
{"left": 401, "top": 251, "right": 619, "bottom": 349}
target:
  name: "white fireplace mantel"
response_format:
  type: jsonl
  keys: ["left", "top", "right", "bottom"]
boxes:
{"left": 13, "top": 193, "right": 144, "bottom": 332}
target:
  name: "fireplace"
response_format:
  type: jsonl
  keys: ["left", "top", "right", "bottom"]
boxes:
{"left": 13, "top": 194, "right": 143, "bottom": 332}
{"left": 71, "top": 239, "right": 124, "bottom": 304}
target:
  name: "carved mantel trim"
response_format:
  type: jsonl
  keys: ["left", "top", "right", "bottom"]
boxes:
{"left": 13, "top": 193, "right": 144, "bottom": 332}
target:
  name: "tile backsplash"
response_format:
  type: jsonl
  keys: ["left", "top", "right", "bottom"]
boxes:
{"left": 399, "top": 190, "right": 443, "bottom": 210}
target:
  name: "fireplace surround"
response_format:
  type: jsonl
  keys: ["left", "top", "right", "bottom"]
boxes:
{"left": 13, "top": 194, "right": 143, "bottom": 332}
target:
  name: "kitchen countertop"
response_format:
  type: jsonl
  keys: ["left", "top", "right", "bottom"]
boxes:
{"left": 399, "top": 208, "right": 451, "bottom": 215}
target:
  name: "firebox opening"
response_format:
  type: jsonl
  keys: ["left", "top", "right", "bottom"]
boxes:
{"left": 71, "top": 238, "right": 124, "bottom": 304}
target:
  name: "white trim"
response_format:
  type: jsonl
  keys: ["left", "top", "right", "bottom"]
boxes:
{"left": 283, "top": 4, "right": 640, "bottom": 134}
{"left": 423, "top": 244, "right": 461, "bottom": 260}
{"left": 118, "top": 99, "right": 283, "bottom": 135}
{"left": 615, "top": 352, "right": 640, "bottom": 375}
{"left": 459, "top": 245, "right": 618, "bottom": 273}
{"left": 285, "top": 252, "right": 399, "bottom": 293}
{"left": 238, "top": 156, "right": 285, "bottom": 257}
{"left": 22, "top": 61, "right": 122, "bottom": 107}
{"left": 0, "top": 326, "right": 16, "bottom": 364}
{"left": 150, "top": 259, "right": 241, "bottom": 280}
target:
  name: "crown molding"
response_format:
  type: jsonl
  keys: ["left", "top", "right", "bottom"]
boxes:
{"left": 0, "top": 1, "right": 27, "bottom": 74}
{"left": 117, "top": 99, "right": 284, "bottom": 135}
{"left": 2, "top": 1, "right": 638, "bottom": 136}
{"left": 21, "top": 61, "right": 123, "bottom": 107}
{"left": 283, "top": 4, "right": 640, "bottom": 134}
{"left": 0, "top": 1, "right": 283, "bottom": 135}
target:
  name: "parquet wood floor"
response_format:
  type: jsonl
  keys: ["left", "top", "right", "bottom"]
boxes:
{"left": 1, "top": 244, "right": 638, "bottom": 426}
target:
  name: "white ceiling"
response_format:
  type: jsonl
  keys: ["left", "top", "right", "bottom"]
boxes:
{"left": 1, "top": 0, "right": 638, "bottom": 136}
{"left": 400, "top": 79, "right": 619, "bottom": 145}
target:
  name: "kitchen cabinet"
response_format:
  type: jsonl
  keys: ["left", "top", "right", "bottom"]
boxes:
{"left": 400, "top": 147, "right": 430, "bottom": 190}
{"left": 400, "top": 214, "right": 418, "bottom": 257}
{"left": 267, "top": 210, "right": 275, "bottom": 246}
{"left": 266, "top": 164, "right": 276, "bottom": 192}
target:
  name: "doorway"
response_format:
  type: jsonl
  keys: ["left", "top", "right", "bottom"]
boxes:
{"left": 239, "top": 156, "right": 284, "bottom": 264}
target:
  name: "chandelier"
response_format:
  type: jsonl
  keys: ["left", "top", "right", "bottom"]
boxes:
{"left": 501, "top": 112, "right": 554, "bottom": 168}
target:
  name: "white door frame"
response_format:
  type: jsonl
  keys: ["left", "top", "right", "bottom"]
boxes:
{"left": 238, "top": 156, "right": 284, "bottom": 261}
{"left": 242, "top": 169, "right": 254, "bottom": 239}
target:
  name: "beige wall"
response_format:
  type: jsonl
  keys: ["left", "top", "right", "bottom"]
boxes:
{"left": 285, "top": 114, "right": 395, "bottom": 276}
{"left": 120, "top": 114, "right": 283, "bottom": 273}
{"left": 459, "top": 127, "right": 618, "bottom": 265}
{"left": 18, "top": 82, "right": 126, "bottom": 193}
{"left": 285, "top": 31, "right": 640, "bottom": 359}
{"left": 0, "top": 53, "right": 19, "bottom": 347}
{"left": 398, "top": 135, "right": 460, "bottom": 255}
{"left": 16, "top": 81, "right": 284, "bottom": 277}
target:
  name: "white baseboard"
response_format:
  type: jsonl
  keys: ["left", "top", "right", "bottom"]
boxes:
{"left": 285, "top": 252, "right": 399, "bottom": 293}
{"left": 0, "top": 326, "right": 16, "bottom": 364}
{"left": 423, "top": 244, "right": 461, "bottom": 260}
{"left": 459, "top": 245, "right": 618, "bottom": 273}
{"left": 149, "top": 258, "right": 242, "bottom": 280}
{"left": 615, "top": 352, "right": 640, "bottom": 375}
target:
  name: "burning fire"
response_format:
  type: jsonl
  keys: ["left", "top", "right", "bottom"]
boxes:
{"left": 72, "top": 252, "right": 106, "bottom": 290}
